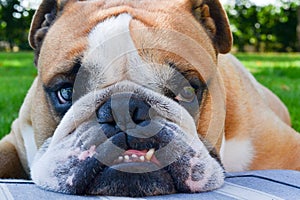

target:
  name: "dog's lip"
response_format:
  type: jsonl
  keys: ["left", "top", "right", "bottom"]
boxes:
{"left": 88, "top": 162, "right": 175, "bottom": 196}
{"left": 110, "top": 161, "right": 160, "bottom": 172}
{"left": 113, "top": 148, "right": 161, "bottom": 166}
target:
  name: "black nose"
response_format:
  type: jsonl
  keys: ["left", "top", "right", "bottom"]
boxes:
{"left": 97, "top": 93, "right": 151, "bottom": 129}
{"left": 96, "top": 93, "right": 165, "bottom": 150}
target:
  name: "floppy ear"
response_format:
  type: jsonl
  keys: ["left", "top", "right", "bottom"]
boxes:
{"left": 191, "top": 0, "right": 232, "bottom": 54}
{"left": 29, "top": 0, "right": 68, "bottom": 66}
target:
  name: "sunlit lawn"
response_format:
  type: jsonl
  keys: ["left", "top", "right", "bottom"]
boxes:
{"left": 0, "top": 52, "right": 36, "bottom": 138}
{"left": 0, "top": 52, "right": 299, "bottom": 139}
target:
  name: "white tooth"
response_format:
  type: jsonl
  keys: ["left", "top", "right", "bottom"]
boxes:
{"left": 145, "top": 148, "right": 155, "bottom": 161}
{"left": 140, "top": 156, "right": 145, "bottom": 162}
{"left": 132, "top": 154, "right": 138, "bottom": 158}
{"left": 118, "top": 156, "right": 124, "bottom": 161}
{"left": 124, "top": 155, "right": 130, "bottom": 161}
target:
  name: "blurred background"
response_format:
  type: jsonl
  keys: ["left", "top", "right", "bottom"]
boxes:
{"left": 0, "top": 0, "right": 299, "bottom": 52}
{"left": 0, "top": 0, "right": 299, "bottom": 138}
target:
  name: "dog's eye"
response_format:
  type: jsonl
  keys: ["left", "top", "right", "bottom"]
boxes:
{"left": 175, "top": 86, "right": 195, "bottom": 102}
{"left": 57, "top": 87, "right": 73, "bottom": 104}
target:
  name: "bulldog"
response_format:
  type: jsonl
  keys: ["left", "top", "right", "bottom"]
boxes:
{"left": 0, "top": 0, "right": 300, "bottom": 197}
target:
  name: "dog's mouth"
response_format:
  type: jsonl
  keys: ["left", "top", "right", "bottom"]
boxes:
{"left": 31, "top": 82, "right": 224, "bottom": 197}
{"left": 113, "top": 149, "right": 160, "bottom": 166}
{"left": 60, "top": 120, "right": 188, "bottom": 196}
{"left": 88, "top": 145, "right": 176, "bottom": 196}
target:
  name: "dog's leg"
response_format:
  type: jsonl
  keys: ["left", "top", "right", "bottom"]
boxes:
{"left": 249, "top": 117, "right": 300, "bottom": 170}
{"left": 0, "top": 133, "right": 28, "bottom": 179}
{"left": 220, "top": 54, "right": 300, "bottom": 171}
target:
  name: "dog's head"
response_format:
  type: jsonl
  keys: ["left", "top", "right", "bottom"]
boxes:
{"left": 28, "top": 0, "right": 232, "bottom": 196}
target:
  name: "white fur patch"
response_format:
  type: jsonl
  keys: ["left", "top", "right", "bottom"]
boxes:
{"left": 221, "top": 138, "right": 254, "bottom": 172}
{"left": 21, "top": 125, "right": 37, "bottom": 167}
{"left": 219, "top": 134, "right": 226, "bottom": 160}
{"left": 83, "top": 13, "right": 133, "bottom": 89}
{"left": 83, "top": 13, "right": 176, "bottom": 94}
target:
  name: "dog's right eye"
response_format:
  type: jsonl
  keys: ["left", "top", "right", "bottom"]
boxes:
{"left": 175, "top": 86, "right": 196, "bottom": 103}
{"left": 57, "top": 86, "right": 73, "bottom": 104}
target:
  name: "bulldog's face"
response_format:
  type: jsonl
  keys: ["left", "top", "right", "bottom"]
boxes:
{"left": 29, "top": 0, "right": 232, "bottom": 197}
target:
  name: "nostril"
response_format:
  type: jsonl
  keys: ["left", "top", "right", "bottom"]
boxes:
{"left": 138, "top": 120, "right": 151, "bottom": 127}
{"left": 96, "top": 94, "right": 153, "bottom": 130}
{"left": 131, "top": 98, "right": 151, "bottom": 125}
{"left": 132, "top": 108, "right": 149, "bottom": 124}
{"left": 97, "top": 99, "right": 115, "bottom": 125}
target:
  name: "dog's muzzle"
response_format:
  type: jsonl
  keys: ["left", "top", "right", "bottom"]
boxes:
{"left": 30, "top": 81, "right": 224, "bottom": 197}
{"left": 96, "top": 93, "right": 166, "bottom": 171}
{"left": 97, "top": 93, "right": 155, "bottom": 141}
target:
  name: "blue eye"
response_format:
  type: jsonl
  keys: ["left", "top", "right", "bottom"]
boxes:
{"left": 57, "top": 87, "right": 73, "bottom": 104}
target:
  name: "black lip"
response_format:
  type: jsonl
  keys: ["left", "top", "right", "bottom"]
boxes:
{"left": 88, "top": 163, "right": 176, "bottom": 196}
{"left": 110, "top": 162, "right": 160, "bottom": 173}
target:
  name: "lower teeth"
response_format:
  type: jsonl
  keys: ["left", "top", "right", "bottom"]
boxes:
{"left": 115, "top": 155, "right": 148, "bottom": 164}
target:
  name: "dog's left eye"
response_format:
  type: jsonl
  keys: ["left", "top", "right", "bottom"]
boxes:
{"left": 57, "top": 87, "right": 73, "bottom": 104}
{"left": 175, "top": 86, "right": 195, "bottom": 102}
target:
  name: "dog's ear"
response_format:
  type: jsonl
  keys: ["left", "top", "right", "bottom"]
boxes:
{"left": 29, "top": 0, "right": 68, "bottom": 66}
{"left": 191, "top": 0, "right": 232, "bottom": 54}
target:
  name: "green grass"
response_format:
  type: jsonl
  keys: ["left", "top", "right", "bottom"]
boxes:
{"left": 0, "top": 52, "right": 299, "bottom": 139}
{"left": 0, "top": 52, "right": 36, "bottom": 138}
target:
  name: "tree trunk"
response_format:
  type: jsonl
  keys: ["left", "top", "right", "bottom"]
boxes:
{"left": 297, "top": 6, "right": 300, "bottom": 52}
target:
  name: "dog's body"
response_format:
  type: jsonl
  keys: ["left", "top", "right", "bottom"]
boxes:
{"left": 0, "top": 0, "right": 300, "bottom": 197}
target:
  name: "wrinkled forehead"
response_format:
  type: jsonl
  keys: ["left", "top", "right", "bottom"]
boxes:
{"left": 38, "top": 0, "right": 216, "bottom": 84}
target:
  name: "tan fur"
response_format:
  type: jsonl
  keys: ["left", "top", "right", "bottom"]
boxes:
{"left": 259, "top": 85, "right": 291, "bottom": 125}
{"left": 219, "top": 54, "right": 300, "bottom": 170}
{"left": 0, "top": 134, "right": 27, "bottom": 178}
{"left": 0, "top": 0, "right": 299, "bottom": 179}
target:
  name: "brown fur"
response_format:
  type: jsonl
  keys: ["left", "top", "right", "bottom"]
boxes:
{"left": 0, "top": 134, "right": 28, "bottom": 178}
{"left": 0, "top": 0, "right": 299, "bottom": 179}
{"left": 219, "top": 54, "right": 300, "bottom": 170}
